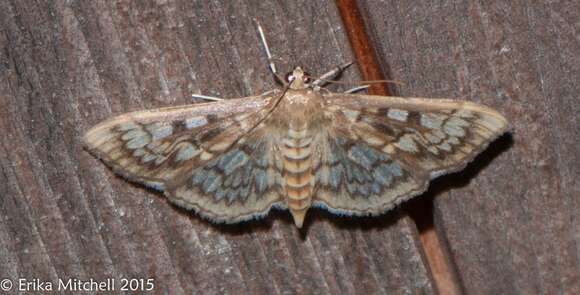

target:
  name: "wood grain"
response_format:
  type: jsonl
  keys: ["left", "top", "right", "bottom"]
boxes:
{"left": 0, "top": 1, "right": 436, "bottom": 294}
{"left": 1, "top": 0, "right": 578, "bottom": 294}
{"left": 358, "top": 0, "right": 580, "bottom": 293}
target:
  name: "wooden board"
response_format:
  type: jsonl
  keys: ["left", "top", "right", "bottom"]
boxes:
{"left": 0, "top": 1, "right": 439, "bottom": 294}
{"left": 358, "top": 0, "right": 580, "bottom": 293}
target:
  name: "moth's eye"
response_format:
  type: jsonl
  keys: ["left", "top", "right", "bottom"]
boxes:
{"left": 285, "top": 72, "right": 295, "bottom": 83}
{"left": 303, "top": 72, "right": 312, "bottom": 83}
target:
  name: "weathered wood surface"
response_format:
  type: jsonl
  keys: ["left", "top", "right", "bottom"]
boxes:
{"left": 0, "top": 0, "right": 577, "bottom": 294}
{"left": 0, "top": 1, "right": 433, "bottom": 294}
{"left": 359, "top": 0, "right": 580, "bottom": 294}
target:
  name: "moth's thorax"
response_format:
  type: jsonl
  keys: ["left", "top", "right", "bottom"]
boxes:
{"left": 276, "top": 89, "right": 326, "bottom": 128}
{"left": 284, "top": 89, "right": 318, "bottom": 105}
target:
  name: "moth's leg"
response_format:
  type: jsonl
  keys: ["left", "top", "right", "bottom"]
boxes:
{"left": 260, "top": 90, "right": 277, "bottom": 96}
{"left": 311, "top": 62, "right": 353, "bottom": 87}
{"left": 344, "top": 85, "right": 369, "bottom": 94}
{"left": 192, "top": 90, "right": 277, "bottom": 102}
{"left": 191, "top": 93, "right": 223, "bottom": 101}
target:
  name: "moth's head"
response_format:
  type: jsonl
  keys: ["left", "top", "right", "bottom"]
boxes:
{"left": 285, "top": 67, "right": 312, "bottom": 90}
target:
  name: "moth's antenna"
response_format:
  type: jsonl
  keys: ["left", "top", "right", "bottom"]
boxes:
{"left": 255, "top": 19, "right": 286, "bottom": 85}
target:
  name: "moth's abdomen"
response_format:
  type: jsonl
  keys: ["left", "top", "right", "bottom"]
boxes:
{"left": 281, "top": 126, "right": 314, "bottom": 228}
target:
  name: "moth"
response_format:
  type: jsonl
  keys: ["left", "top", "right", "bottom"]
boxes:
{"left": 83, "top": 24, "right": 509, "bottom": 228}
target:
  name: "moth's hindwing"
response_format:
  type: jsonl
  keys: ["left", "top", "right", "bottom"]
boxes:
{"left": 313, "top": 135, "right": 427, "bottom": 215}
{"left": 168, "top": 132, "right": 285, "bottom": 223}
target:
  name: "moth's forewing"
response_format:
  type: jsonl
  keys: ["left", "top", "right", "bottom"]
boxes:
{"left": 312, "top": 93, "right": 509, "bottom": 215}
{"left": 84, "top": 93, "right": 286, "bottom": 222}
